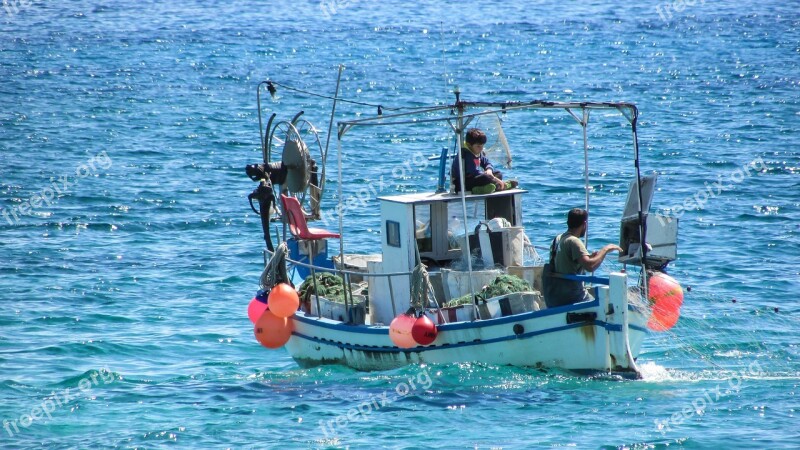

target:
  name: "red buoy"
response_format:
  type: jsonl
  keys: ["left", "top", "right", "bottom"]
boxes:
{"left": 646, "top": 272, "right": 684, "bottom": 331}
{"left": 411, "top": 314, "right": 438, "bottom": 345}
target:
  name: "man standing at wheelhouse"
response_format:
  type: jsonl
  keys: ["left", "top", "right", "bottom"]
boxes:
{"left": 546, "top": 208, "right": 622, "bottom": 307}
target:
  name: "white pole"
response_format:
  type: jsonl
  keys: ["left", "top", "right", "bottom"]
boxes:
{"left": 630, "top": 107, "right": 649, "bottom": 300}
{"left": 582, "top": 108, "right": 590, "bottom": 249}
{"left": 453, "top": 100, "right": 478, "bottom": 319}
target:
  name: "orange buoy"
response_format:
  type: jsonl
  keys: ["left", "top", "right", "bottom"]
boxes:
{"left": 254, "top": 310, "right": 293, "bottom": 349}
{"left": 411, "top": 314, "right": 438, "bottom": 345}
{"left": 646, "top": 272, "right": 684, "bottom": 331}
{"left": 268, "top": 283, "right": 300, "bottom": 318}
{"left": 247, "top": 295, "right": 268, "bottom": 324}
{"left": 389, "top": 313, "right": 417, "bottom": 348}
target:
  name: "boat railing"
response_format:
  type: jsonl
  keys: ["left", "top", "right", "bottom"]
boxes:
{"left": 263, "top": 249, "right": 422, "bottom": 323}
{"left": 550, "top": 273, "right": 611, "bottom": 286}
{"left": 265, "top": 250, "right": 614, "bottom": 324}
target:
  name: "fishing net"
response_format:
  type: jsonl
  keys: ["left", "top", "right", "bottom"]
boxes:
{"left": 446, "top": 273, "right": 532, "bottom": 307}
{"left": 298, "top": 272, "right": 347, "bottom": 303}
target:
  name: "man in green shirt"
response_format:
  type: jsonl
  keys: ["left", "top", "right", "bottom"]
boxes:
{"left": 546, "top": 208, "right": 622, "bottom": 307}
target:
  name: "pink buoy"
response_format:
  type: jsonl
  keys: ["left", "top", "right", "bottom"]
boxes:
{"left": 411, "top": 314, "right": 438, "bottom": 345}
{"left": 247, "top": 296, "right": 269, "bottom": 324}
{"left": 389, "top": 313, "right": 417, "bottom": 348}
{"left": 647, "top": 272, "right": 684, "bottom": 331}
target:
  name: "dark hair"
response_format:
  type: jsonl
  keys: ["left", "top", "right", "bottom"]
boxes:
{"left": 567, "top": 208, "right": 588, "bottom": 228}
{"left": 465, "top": 128, "right": 487, "bottom": 145}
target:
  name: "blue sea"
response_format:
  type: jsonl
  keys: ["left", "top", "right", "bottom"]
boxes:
{"left": 1, "top": 1, "right": 798, "bottom": 448}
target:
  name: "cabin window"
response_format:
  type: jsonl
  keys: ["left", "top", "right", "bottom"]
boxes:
{"left": 445, "top": 199, "right": 486, "bottom": 252}
{"left": 386, "top": 220, "right": 401, "bottom": 248}
{"left": 414, "top": 204, "right": 432, "bottom": 252}
{"left": 486, "top": 195, "right": 515, "bottom": 225}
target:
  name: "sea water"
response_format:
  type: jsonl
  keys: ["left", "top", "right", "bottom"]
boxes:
{"left": 1, "top": 1, "right": 798, "bottom": 448}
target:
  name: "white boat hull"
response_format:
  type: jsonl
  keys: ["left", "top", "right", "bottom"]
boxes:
{"left": 284, "top": 274, "right": 649, "bottom": 375}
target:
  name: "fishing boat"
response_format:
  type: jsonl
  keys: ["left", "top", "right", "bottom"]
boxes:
{"left": 244, "top": 70, "right": 683, "bottom": 378}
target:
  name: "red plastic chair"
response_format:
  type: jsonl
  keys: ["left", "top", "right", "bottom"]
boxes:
{"left": 280, "top": 194, "right": 340, "bottom": 240}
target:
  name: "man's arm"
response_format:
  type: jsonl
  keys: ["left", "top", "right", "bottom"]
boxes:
{"left": 578, "top": 244, "right": 623, "bottom": 273}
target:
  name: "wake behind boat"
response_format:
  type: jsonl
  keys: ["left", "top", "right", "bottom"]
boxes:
{"left": 243, "top": 69, "right": 684, "bottom": 378}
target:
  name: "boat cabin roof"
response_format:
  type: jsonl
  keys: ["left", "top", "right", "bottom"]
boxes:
{"left": 378, "top": 188, "right": 527, "bottom": 205}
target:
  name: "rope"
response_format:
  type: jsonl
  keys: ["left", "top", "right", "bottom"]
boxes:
{"left": 410, "top": 263, "right": 436, "bottom": 312}
{"left": 260, "top": 242, "right": 290, "bottom": 292}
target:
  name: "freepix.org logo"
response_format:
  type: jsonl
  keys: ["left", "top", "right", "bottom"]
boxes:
{"left": 655, "top": 0, "right": 706, "bottom": 23}
{"left": 3, "top": 0, "right": 34, "bottom": 18}
{"left": 3, "top": 369, "right": 117, "bottom": 438}
{"left": 318, "top": 367, "right": 434, "bottom": 439}
{"left": 1, "top": 151, "right": 113, "bottom": 225}
{"left": 657, "top": 156, "right": 768, "bottom": 226}
{"left": 319, "top": 0, "right": 358, "bottom": 20}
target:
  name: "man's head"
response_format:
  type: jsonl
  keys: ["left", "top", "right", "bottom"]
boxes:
{"left": 567, "top": 208, "right": 588, "bottom": 236}
{"left": 465, "top": 128, "right": 487, "bottom": 155}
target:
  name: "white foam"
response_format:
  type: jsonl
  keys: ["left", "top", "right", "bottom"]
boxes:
{"left": 638, "top": 361, "right": 675, "bottom": 382}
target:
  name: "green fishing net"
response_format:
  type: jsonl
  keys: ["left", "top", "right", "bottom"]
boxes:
{"left": 298, "top": 272, "right": 347, "bottom": 303}
{"left": 446, "top": 274, "right": 532, "bottom": 307}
